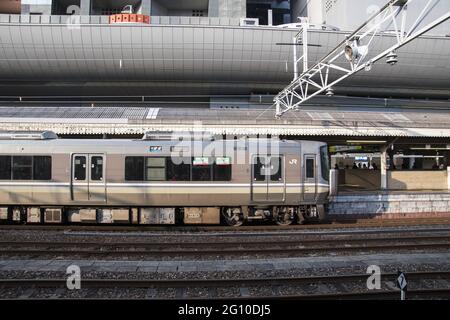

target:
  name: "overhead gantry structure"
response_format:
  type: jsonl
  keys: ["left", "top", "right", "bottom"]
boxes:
{"left": 274, "top": 0, "right": 450, "bottom": 118}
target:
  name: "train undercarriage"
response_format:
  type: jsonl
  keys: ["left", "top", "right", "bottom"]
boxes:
{"left": 0, "top": 205, "right": 326, "bottom": 226}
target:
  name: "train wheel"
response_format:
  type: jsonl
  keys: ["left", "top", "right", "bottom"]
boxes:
{"left": 274, "top": 207, "right": 294, "bottom": 226}
{"left": 222, "top": 207, "right": 244, "bottom": 227}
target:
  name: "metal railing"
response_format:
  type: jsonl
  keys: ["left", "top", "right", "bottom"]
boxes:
{"left": 0, "top": 14, "right": 241, "bottom": 26}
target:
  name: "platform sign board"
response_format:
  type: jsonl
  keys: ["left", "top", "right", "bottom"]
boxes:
{"left": 329, "top": 145, "right": 363, "bottom": 153}
{"left": 397, "top": 271, "right": 407, "bottom": 300}
{"left": 193, "top": 157, "right": 210, "bottom": 166}
{"left": 397, "top": 272, "right": 407, "bottom": 290}
{"left": 216, "top": 157, "right": 231, "bottom": 165}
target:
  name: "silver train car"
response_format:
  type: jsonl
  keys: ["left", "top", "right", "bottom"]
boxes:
{"left": 0, "top": 131, "right": 330, "bottom": 226}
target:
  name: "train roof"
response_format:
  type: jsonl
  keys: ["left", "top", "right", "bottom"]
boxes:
{"left": 0, "top": 134, "right": 326, "bottom": 154}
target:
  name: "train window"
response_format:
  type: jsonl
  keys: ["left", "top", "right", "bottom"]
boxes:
{"left": 74, "top": 156, "right": 86, "bottom": 181}
{"left": 213, "top": 157, "right": 232, "bottom": 181}
{"left": 0, "top": 156, "right": 12, "bottom": 180}
{"left": 125, "top": 157, "right": 144, "bottom": 181}
{"left": 305, "top": 157, "right": 315, "bottom": 179}
{"left": 33, "top": 156, "right": 52, "bottom": 180}
{"left": 12, "top": 156, "right": 32, "bottom": 180}
{"left": 270, "top": 157, "right": 283, "bottom": 182}
{"left": 253, "top": 156, "right": 268, "bottom": 181}
{"left": 145, "top": 157, "right": 166, "bottom": 181}
{"left": 91, "top": 156, "right": 103, "bottom": 181}
{"left": 192, "top": 157, "right": 212, "bottom": 181}
{"left": 320, "top": 146, "right": 330, "bottom": 181}
{"left": 167, "top": 157, "right": 191, "bottom": 181}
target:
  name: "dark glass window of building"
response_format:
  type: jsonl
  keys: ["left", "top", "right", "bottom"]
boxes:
{"left": 246, "top": 0, "right": 291, "bottom": 26}
{"left": 51, "top": 0, "right": 81, "bottom": 15}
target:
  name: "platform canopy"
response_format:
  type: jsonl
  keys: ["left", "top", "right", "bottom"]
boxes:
{"left": 0, "top": 23, "right": 448, "bottom": 98}
{"left": 1, "top": 106, "right": 450, "bottom": 137}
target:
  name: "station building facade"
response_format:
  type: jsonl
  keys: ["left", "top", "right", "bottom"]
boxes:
{"left": 0, "top": 0, "right": 449, "bottom": 193}
{"left": 4, "top": 0, "right": 448, "bottom": 36}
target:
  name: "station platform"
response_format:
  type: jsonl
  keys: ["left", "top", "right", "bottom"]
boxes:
{"left": 2, "top": 252, "right": 449, "bottom": 274}
{"left": 330, "top": 191, "right": 450, "bottom": 219}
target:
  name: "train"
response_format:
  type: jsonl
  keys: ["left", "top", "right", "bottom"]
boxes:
{"left": 0, "top": 131, "right": 330, "bottom": 226}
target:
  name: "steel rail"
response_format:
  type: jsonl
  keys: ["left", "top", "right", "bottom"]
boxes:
{"left": 0, "top": 234, "right": 449, "bottom": 248}
{"left": 1, "top": 217, "right": 450, "bottom": 232}
{"left": 1, "top": 242, "right": 449, "bottom": 256}
{"left": 0, "top": 271, "right": 449, "bottom": 300}
{"left": 226, "top": 288, "right": 450, "bottom": 300}
{"left": 0, "top": 271, "right": 448, "bottom": 288}
{"left": 3, "top": 289, "right": 448, "bottom": 300}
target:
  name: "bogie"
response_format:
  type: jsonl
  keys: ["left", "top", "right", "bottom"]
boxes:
{"left": 274, "top": 206, "right": 295, "bottom": 226}
{"left": 222, "top": 207, "right": 245, "bottom": 227}
{"left": 0, "top": 204, "right": 327, "bottom": 226}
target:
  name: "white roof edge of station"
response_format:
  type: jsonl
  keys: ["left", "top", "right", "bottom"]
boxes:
{"left": 1, "top": 122, "right": 450, "bottom": 137}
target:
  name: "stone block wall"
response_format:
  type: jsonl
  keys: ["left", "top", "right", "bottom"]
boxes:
{"left": 329, "top": 193, "right": 450, "bottom": 219}
{"left": 388, "top": 170, "right": 447, "bottom": 190}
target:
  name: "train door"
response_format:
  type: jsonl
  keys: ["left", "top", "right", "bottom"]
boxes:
{"left": 302, "top": 154, "right": 317, "bottom": 202}
{"left": 251, "top": 155, "right": 285, "bottom": 202}
{"left": 71, "top": 154, "right": 106, "bottom": 202}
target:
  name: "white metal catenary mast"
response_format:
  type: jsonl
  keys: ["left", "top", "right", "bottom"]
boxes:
{"left": 274, "top": 0, "right": 450, "bottom": 118}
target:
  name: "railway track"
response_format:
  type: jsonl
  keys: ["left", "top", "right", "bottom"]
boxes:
{"left": 1, "top": 271, "right": 449, "bottom": 300}
{"left": 1, "top": 216, "right": 450, "bottom": 232}
{"left": 1, "top": 234, "right": 449, "bottom": 247}
{"left": 266, "top": 288, "right": 450, "bottom": 300}
{"left": 0, "top": 234, "right": 449, "bottom": 257}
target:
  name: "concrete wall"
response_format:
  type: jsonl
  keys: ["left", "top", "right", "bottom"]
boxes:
{"left": 388, "top": 170, "right": 448, "bottom": 190}
{"left": 20, "top": 0, "right": 89, "bottom": 15}
{"left": 329, "top": 193, "right": 450, "bottom": 219}
{"left": 140, "top": 0, "right": 151, "bottom": 15}
{"left": 80, "top": 0, "right": 90, "bottom": 15}
{"left": 290, "top": 0, "right": 323, "bottom": 24}
{"left": 339, "top": 169, "right": 381, "bottom": 190}
{"left": 338, "top": 169, "right": 448, "bottom": 191}
{"left": 22, "top": 0, "right": 52, "bottom": 15}
{"left": 209, "top": 0, "right": 245, "bottom": 18}
{"left": 306, "top": 0, "right": 324, "bottom": 24}
{"left": 170, "top": 10, "right": 207, "bottom": 17}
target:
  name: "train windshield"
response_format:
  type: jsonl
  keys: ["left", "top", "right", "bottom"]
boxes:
{"left": 320, "top": 145, "right": 330, "bottom": 181}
